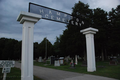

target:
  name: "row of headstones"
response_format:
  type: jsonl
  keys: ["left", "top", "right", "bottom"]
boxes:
{"left": 37, "top": 55, "right": 120, "bottom": 67}
{"left": 50, "top": 56, "right": 76, "bottom": 67}
{"left": 51, "top": 57, "right": 64, "bottom": 66}
{"left": 38, "top": 56, "right": 65, "bottom": 66}
{"left": 37, "top": 55, "right": 79, "bottom": 67}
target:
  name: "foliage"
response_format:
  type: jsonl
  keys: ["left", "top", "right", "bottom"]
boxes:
{"left": 0, "top": 38, "right": 21, "bottom": 60}
{"left": 0, "top": 37, "right": 54, "bottom": 60}
{"left": 107, "top": 5, "right": 120, "bottom": 56}
{"left": 37, "top": 37, "right": 54, "bottom": 59}
{"left": 53, "top": 1, "right": 120, "bottom": 60}
{"left": 57, "top": 1, "right": 93, "bottom": 58}
{"left": 92, "top": 8, "right": 108, "bottom": 60}
{"left": 53, "top": 36, "right": 61, "bottom": 56}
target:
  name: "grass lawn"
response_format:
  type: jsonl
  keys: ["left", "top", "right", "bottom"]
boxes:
{"left": 0, "top": 67, "right": 43, "bottom": 80}
{"left": 34, "top": 61, "right": 120, "bottom": 80}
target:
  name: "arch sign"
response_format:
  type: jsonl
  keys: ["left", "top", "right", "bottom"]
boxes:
{"left": 17, "top": 2, "right": 98, "bottom": 80}
{"left": 29, "top": 2, "right": 84, "bottom": 26}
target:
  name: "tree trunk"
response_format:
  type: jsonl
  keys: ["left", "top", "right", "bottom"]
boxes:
{"left": 105, "top": 48, "right": 108, "bottom": 60}
{"left": 84, "top": 52, "right": 87, "bottom": 61}
{"left": 101, "top": 50, "right": 104, "bottom": 61}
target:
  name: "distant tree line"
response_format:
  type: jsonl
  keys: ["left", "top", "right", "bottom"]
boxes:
{"left": 0, "top": 38, "right": 21, "bottom": 60}
{"left": 0, "top": 37, "right": 54, "bottom": 60}
{"left": 0, "top": 1, "right": 120, "bottom": 61}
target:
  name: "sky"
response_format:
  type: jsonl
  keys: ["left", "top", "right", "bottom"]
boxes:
{"left": 0, "top": 0, "right": 120, "bottom": 44}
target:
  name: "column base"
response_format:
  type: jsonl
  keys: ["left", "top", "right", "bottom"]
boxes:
{"left": 21, "top": 76, "right": 33, "bottom": 80}
{"left": 87, "top": 67, "right": 96, "bottom": 72}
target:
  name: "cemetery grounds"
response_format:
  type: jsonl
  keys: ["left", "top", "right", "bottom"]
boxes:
{"left": 0, "top": 60, "right": 120, "bottom": 80}
{"left": 34, "top": 60, "right": 120, "bottom": 80}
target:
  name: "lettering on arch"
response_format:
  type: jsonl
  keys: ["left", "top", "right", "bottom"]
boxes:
{"left": 29, "top": 2, "right": 85, "bottom": 26}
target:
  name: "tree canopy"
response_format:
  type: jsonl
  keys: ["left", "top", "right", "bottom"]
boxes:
{"left": 53, "top": 1, "right": 120, "bottom": 60}
{"left": 0, "top": 37, "right": 54, "bottom": 60}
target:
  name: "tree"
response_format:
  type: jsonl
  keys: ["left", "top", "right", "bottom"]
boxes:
{"left": 55, "top": 2, "right": 120, "bottom": 61}
{"left": 58, "top": 1, "right": 92, "bottom": 59}
{"left": 13, "top": 41, "right": 21, "bottom": 60}
{"left": 92, "top": 8, "right": 109, "bottom": 61}
{"left": 34, "top": 42, "right": 39, "bottom": 59}
{"left": 38, "top": 38, "right": 54, "bottom": 58}
{"left": 0, "top": 38, "right": 7, "bottom": 59}
{"left": 108, "top": 5, "right": 120, "bottom": 56}
{"left": 1, "top": 38, "right": 18, "bottom": 60}
{"left": 53, "top": 36, "right": 61, "bottom": 57}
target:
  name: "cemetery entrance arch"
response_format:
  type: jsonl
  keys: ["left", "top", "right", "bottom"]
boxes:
{"left": 17, "top": 2, "right": 98, "bottom": 80}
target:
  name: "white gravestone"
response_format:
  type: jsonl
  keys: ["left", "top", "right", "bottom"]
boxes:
{"left": 38, "top": 57, "right": 42, "bottom": 62}
{"left": 54, "top": 60, "right": 60, "bottom": 66}
{"left": 59, "top": 57, "right": 64, "bottom": 64}
{"left": 75, "top": 55, "right": 78, "bottom": 65}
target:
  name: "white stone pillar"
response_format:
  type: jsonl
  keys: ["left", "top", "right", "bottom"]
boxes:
{"left": 17, "top": 12, "right": 41, "bottom": 80}
{"left": 75, "top": 55, "right": 78, "bottom": 65}
{"left": 80, "top": 27, "right": 98, "bottom": 72}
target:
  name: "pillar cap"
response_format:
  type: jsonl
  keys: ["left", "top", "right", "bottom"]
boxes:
{"left": 80, "top": 27, "right": 98, "bottom": 34}
{"left": 17, "top": 11, "right": 42, "bottom": 24}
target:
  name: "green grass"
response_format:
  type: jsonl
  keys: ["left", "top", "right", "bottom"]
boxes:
{"left": 1, "top": 61, "right": 119, "bottom": 80}
{"left": 34, "top": 61, "right": 120, "bottom": 80}
{"left": 0, "top": 67, "right": 43, "bottom": 80}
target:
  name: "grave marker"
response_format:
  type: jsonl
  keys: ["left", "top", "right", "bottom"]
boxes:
{"left": 59, "top": 57, "right": 64, "bottom": 64}
{"left": 0, "top": 60, "right": 15, "bottom": 80}
{"left": 109, "top": 61, "right": 117, "bottom": 65}
{"left": 75, "top": 55, "right": 78, "bottom": 65}
{"left": 54, "top": 60, "right": 60, "bottom": 66}
{"left": 2, "top": 65, "right": 11, "bottom": 73}
{"left": 50, "top": 56, "right": 55, "bottom": 65}
{"left": 38, "top": 57, "right": 42, "bottom": 62}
